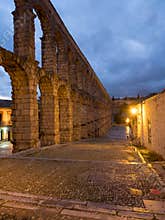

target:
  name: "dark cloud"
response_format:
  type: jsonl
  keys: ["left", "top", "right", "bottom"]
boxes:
{"left": 0, "top": 0, "right": 165, "bottom": 98}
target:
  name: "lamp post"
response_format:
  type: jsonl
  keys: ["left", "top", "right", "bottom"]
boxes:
{"left": 130, "top": 107, "right": 138, "bottom": 140}
{"left": 130, "top": 107, "right": 137, "bottom": 116}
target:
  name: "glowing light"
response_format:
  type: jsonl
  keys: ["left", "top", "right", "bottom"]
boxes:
{"left": 130, "top": 108, "right": 137, "bottom": 115}
{"left": 3, "top": 127, "right": 8, "bottom": 133}
{"left": 126, "top": 118, "right": 130, "bottom": 124}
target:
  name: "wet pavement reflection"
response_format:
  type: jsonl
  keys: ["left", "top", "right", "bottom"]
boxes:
{"left": 108, "top": 125, "right": 131, "bottom": 140}
{"left": 0, "top": 141, "right": 13, "bottom": 155}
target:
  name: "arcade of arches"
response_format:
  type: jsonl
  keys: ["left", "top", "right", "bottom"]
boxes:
{"left": 0, "top": 0, "right": 112, "bottom": 152}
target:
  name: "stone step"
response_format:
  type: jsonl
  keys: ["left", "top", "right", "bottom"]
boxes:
{"left": 0, "top": 190, "right": 164, "bottom": 219}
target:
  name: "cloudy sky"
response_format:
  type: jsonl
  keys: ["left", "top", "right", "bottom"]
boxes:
{"left": 0, "top": 0, "right": 165, "bottom": 99}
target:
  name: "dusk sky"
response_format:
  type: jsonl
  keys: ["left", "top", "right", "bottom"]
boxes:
{"left": 0, "top": 0, "right": 165, "bottom": 99}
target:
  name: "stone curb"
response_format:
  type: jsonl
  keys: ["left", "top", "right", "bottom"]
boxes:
{"left": 134, "top": 147, "right": 146, "bottom": 164}
{"left": 12, "top": 143, "right": 72, "bottom": 157}
{"left": 0, "top": 190, "right": 164, "bottom": 219}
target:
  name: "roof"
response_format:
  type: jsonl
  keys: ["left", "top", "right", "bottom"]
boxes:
{"left": 0, "top": 100, "right": 12, "bottom": 108}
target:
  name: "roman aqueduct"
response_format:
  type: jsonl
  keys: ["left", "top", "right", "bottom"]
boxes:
{"left": 0, "top": 0, "right": 112, "bottom": 152}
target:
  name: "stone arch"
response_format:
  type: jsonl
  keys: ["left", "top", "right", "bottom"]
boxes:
{"left": 57, "top": 84, "right": 73, "bottom": 143}
{"left": 34, "top": 5, "right": 57, "bottom": 73}
{"left": 0, "top": 48, "right": 39, "bottom": 151}
{"left": 13, "top": 0, "right": 57, "bottom": 73}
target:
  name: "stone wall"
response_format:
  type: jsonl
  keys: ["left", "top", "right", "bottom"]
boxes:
{"left": 135, "top": 91, "right": 165, "bottom": 158}
{"left": 0, "top": 0, "right": 112, "bottom": 152}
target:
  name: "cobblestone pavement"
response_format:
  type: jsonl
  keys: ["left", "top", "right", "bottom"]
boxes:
{"left": 0, "top": 126, "right": 164, "bottom": 219}
{"left": 26, "top": 143, "right": 140, "bottom": 162}
{"left": 151, "top": 162, "right": 165, "bottom": 185}
{"left": 107, "top": 125, "right": 130, "bottom": 140}
{"left": 20, "top": 126, "right": 139, "bottom": 163}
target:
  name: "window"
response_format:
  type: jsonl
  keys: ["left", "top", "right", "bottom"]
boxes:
{"left": 0, "top": 113, "right": 2, "bottom": 123}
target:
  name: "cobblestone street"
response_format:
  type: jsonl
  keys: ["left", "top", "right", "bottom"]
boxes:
{"left": 0, "top": 126, "right": 164, "bottom": 219}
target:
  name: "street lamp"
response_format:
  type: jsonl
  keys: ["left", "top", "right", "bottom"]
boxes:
{"left": 130, "top": 107, "right": 137, "bottom": 115}
{"left": 129, "top": 107, "right": 138, "bottom": 140}
{"left": 125, "top": 118, "right": 130, "bottom": 124}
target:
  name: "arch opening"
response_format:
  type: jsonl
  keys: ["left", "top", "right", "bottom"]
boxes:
{"left": 0, "top": 50, "right": 40, "bottom": 152}
{"left": 0, "top": 66, "right": 13, "bottom": 152}
{"left": 34, "top": 13, "right": 43, "bottom": 66}
{"left": 34, "top": 6, "right": 57, "bottom": 74}
{"left": 0, "top": 67, "right": 12, "bottom": 100}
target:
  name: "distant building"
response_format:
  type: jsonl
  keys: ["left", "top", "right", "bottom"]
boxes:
{"left": 134, "top": 90, "right": 165, "bottom": 158}
{"left": 0, "top": 100, "right": 12, "bottom": 141}
{"left": 112, "top": 97, "right": 138, "bottom": 124}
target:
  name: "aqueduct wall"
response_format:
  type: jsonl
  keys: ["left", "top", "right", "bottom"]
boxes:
{"left": 0, "top": 0, "right": 112, "bottom": 152}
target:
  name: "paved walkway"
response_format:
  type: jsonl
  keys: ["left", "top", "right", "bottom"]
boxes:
{"left": 0, "top": 126, "right": 164, "bottom": 219}
{"left": 0, "top": 141, "right": 12, "bottom": 156}
{"left": 107, "top": 125, "right": 131, "bottom": 140}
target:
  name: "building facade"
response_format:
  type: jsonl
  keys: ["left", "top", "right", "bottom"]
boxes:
{"left": 135, "top": 91, "right": 165, "bottom": 159}
{"left": 112, "top": 97, "right": 138, "bottom": 124}
{"left": 0, "top": 100, "right": 12, "bottom": 141}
